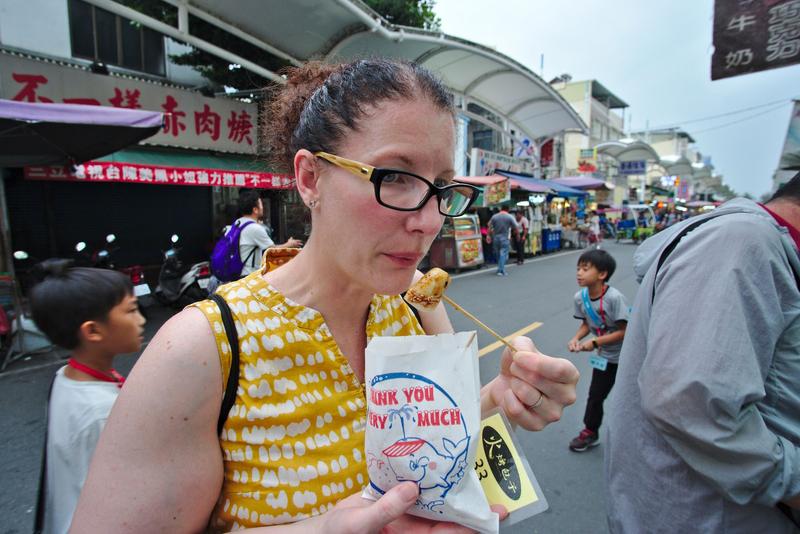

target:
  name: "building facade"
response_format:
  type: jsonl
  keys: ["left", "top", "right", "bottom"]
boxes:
{"left": 1, "top": 0, "right": 299, "bottom": 272}
{"left": 553, "top": 78, "right": 628, "bottom": 204}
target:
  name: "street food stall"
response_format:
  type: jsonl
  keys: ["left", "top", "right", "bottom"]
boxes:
{"left": 496, "top": 171, "right": 588, "bottom": 253}
{"left": 427, "top": 175, "right": 510, "bottom": 271}
{"left": 427, "top": 214, "right": 484, "bottom": 271}
{"left": 507, "top": 177, "right": 553, "bottom": 256}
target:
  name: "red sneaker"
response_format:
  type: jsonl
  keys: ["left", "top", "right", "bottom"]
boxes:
{"left": 569, "top": 428, "right": 599, "bottom": 452}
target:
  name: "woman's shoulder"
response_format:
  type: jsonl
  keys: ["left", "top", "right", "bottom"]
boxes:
{"left": 120, "top": 306, "right": 222, "bottom": 407}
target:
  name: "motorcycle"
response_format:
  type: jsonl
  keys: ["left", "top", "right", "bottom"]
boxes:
{"left": 0, "top": 250, "right": 54, "bottom": 370}
{"left": 154, "top": 234, "right": 211, "bottom": 308}
{"left": 74, "top": 235, "right": 153, "bottom": 313}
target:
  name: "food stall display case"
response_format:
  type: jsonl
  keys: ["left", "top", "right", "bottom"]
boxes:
{"left": 428, "top": 214, "right": 484, "bottom": 271}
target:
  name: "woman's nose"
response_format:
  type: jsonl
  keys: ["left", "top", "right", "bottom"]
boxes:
{"left": 406, "top": 195, "right": 444, "bottom": 235}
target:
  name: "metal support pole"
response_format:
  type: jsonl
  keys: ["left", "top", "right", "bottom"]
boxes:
{"left": 0, "top": 168, "right": 26, "bottom": 371}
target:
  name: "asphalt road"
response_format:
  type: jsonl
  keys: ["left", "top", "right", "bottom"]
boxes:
{"left": 0, "top": 241, "right": 639, "bottom": 534}
{"left": 449, "top": 242, "right": 640, "bottom": 534}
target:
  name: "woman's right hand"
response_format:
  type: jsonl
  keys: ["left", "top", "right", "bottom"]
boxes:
{"left": 567, "top": 338, "right": 580, "bottom": 352}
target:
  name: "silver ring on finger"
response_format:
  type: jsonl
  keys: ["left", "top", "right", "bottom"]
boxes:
{"left": 527, "top": 390, "right": 545, "bottom": 411}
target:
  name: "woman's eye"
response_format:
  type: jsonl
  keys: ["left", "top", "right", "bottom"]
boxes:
{"left": 383, "top": 173, "right": 413, "bottom": 186}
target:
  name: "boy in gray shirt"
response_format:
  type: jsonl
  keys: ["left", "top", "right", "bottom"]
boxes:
{"left": 567, "top": 249, "right": 629, "bottom": 451}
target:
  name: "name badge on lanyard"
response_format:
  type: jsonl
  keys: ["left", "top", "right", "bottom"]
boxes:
{"left": 581, "top": 288, "right": 609, "bottom": 371}
{"left": 589, "top": 355, "right": 609, "bottom": 371}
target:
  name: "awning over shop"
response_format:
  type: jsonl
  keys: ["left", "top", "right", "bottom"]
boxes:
{"left": 21, "top": 146, "right": 293, "bottom": 189}
{"left": 455, "top": 175, "right": 511, "bottom": 207}
{"left": 779, "top": 101, "right": 800, "bottom": 170}
{"left": 0, "top": 98, "right": 162, "bottom": 166}
{"left": 95, "top": 147, "right": 268, "bottom": 172}
{"left": 551, "top": 175, "right": 613, "bottom": 190}
{"left": 24, "top": 158, "right": 293, "bottom": 189}
{"left": 495, "top": 170, "right": 587, "bottom": 197}
{"left": 508, "top": 179, "right": 553, "bottom": 194}
{"left": 454, "top": 175, "right": 507, "bottom": 186}
{"left": 649, "top": 185, "right": 674, "bottom": 197}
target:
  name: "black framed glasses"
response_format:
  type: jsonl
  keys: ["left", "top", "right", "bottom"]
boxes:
{"left": 314, "top": 151, "right": 480, "bottom": 217}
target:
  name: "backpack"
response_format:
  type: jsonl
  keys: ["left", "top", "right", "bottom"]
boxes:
{"left": 210, "top": 220, "right": 255, "bottom": 282}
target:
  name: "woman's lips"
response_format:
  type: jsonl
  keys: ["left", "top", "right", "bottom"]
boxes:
{"left": 383, "top": 252, "right": 423, "bottom": 267}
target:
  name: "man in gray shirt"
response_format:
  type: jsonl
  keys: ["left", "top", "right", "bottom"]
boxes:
{"left": 606, "top": 179, "right": 800, "bottom": 532}
{"left": 487, "top": 208, "right": 518, "bottom": 276}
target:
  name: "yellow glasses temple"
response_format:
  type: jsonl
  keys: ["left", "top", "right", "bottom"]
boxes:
{"left": 314, "top": 151, "right": 374, "bottom": 180}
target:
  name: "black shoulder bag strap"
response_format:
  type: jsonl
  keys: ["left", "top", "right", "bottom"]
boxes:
{"left": 649, "top": 217, "right": 718, "bottom": 305}
{"left": 210, "top": 293, "right": 241, "bottom": 435}
{"left": 34, "top": 375, "right": 57, "bottom": 534}
{"left": 651, "top": 212, "right": 800, "bottom": 305}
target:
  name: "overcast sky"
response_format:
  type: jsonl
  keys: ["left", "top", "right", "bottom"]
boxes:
{"left": 434, "top": 0, "right": 800, "bottom": 197}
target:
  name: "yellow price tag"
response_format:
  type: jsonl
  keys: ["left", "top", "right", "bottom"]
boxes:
{"left": 474, "top": 412, "right": 540, "bottom": 513}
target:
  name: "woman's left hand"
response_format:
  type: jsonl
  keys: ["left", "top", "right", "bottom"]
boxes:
{"left": 483, "top": 337, "right": 579, "bottom": 431}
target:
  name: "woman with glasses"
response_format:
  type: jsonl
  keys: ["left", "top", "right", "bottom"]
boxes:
{"left": 74, "top": 59, "right": 579, "bottom": 533}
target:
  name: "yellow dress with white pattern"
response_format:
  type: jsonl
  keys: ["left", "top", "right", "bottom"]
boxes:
{"left": 191, "top": 270, "right": 423, "bottom": 531}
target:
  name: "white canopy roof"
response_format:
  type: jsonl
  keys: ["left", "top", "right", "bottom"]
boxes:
{"left": 691, "top": 162, "right": 713, "bottom": 179}
{"left": 326, "top": 29, "right": 587, "bottom": 139}
{"left": 594, "top": 139, "right": 660, "bottom": 162}
{"left": 101, "top": 0, "right": 587, "bottom": 140}
{"left": 660, "top": 155, "right": 694, "bottom": 176}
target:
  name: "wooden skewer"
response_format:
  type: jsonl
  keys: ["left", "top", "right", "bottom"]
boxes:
{"left": 465, "top": 331, "right": 477, "bottom": 350}
{"left": 442, "top": 294, "right": 516, "bottom": 353}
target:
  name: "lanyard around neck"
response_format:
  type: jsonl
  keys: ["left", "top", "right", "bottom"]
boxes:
{"left": 67, "top": 358, "right": 125, "bottom": 388}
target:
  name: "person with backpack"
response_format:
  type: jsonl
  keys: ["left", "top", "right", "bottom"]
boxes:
{"left": 605, "top": 174, "right": 800, "bottom": 532}
{"left": 233, "top": 190, "right": 302, "bottom": 277}
{"left": 210, "top": 190, "right": 302, "bottom": 287}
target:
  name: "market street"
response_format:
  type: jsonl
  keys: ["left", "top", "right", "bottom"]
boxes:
{"left": 0, "top": 241, "right": 638, "bottom": 534}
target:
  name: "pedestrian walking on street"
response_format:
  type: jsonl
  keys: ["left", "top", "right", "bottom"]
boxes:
{"left": 29, "top": 260, "right": 144, "bottom": 534}
{"left": 606, "top": 175, "right": 800, "bottom": 532}
{"left": 208, "top": 191, "right": 303, "bottom": 294}
{"left": 72, "top": 58, "right": 579, "bottom": 533}
{"left": 589, "top": 211, "right": 602, "bottom": 247}
{"left": 233, "top": 190, "right": 303, "bottom": 278}
{"left": 487, "top": 206, "right": 519, "bottom": 275}
{"left": 514, "top": 209, "right": 529, "bottom": 264}
{"left": 567, "top": 249, "right": 629, "bottom": 452}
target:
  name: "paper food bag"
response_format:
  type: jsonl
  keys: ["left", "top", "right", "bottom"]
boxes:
{"left": 362, "top": 332, "right": 499, "bottom": 534}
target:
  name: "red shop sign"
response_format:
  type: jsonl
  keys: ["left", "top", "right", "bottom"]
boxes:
{"left": 24, "top": 161, "right": 295, "bottom": 190}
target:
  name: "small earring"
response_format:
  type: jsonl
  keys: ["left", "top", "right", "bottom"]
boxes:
{"left": 308, "top": 199, "right": 318, "bottom": 208}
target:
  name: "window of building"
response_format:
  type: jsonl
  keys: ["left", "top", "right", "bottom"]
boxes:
{"left": 68, "top": 0, "right": 165, "bottom": 77}
{"left": 472, "top": 130, "right": 494, "bottom": 151}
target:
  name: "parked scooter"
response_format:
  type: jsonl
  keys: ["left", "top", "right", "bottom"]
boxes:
{"left": 154, "top": 234, "right": 211, "bottom": 308}
{"left": 74, "top": 234, "right": 152, "bottom": 301}
{"left": 0, "top": 251, "right": 55, "bottom": 370}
